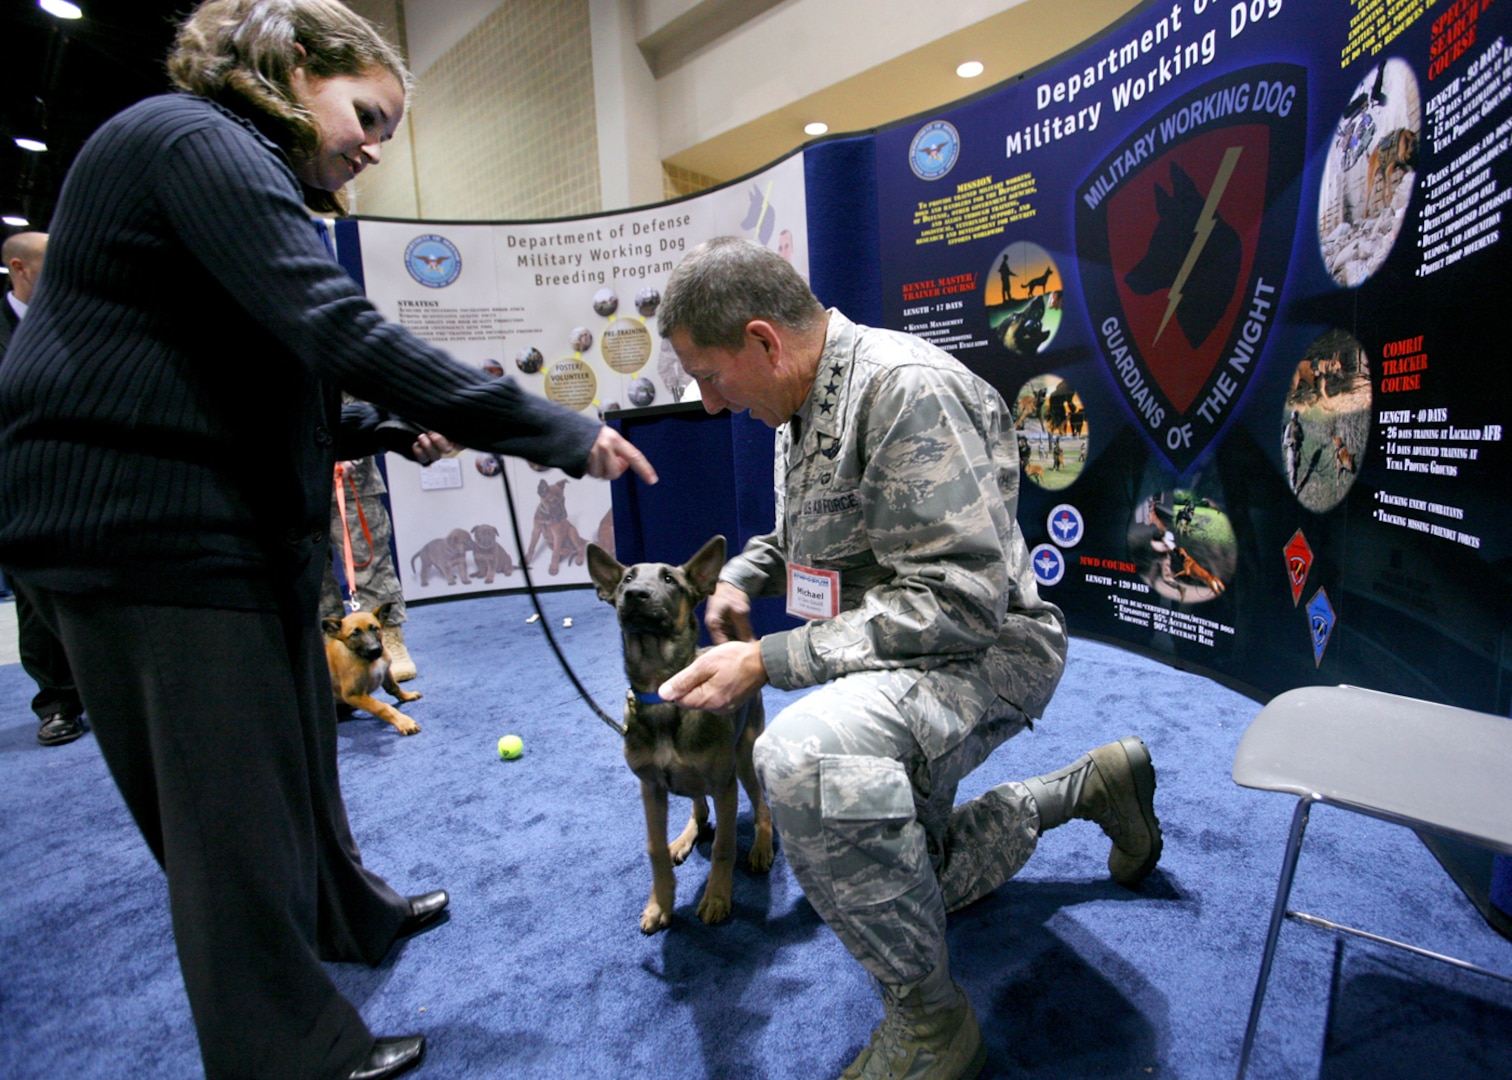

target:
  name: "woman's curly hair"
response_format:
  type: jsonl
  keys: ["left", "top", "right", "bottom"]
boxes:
{"left": 167, "top": 0, "right": 410, "bottom": 212}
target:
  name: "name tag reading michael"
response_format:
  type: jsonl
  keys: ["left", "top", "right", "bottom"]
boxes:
{"left": 786, "top": 563, "right": 840, "bottom": 620}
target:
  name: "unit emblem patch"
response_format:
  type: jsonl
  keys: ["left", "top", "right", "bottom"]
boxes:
{"left": 1076, "top": 64, "right": 1306, "bottom": 471}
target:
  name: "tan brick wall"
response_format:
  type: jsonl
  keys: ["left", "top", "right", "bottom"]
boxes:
{"left": 350, "top": 0, "right": 602, "bottom": 222}
{"left": 661, "top": 162, "right": 717, "bottom": 202}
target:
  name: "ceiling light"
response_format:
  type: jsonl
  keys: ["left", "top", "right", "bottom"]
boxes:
{"left": 956, "top": 61, "right": 985, "bottom": 78}
{"left": 15, "top": 138, "right": 48, "bottom": 153}
{"left": 804, "top": 122, "right": 828, "bottom": 136}
{"left": 39, "top": 0, "right": 84, "bottom": 18}
{"left": 4, "top": 215, "right": 31, "bottom": 227}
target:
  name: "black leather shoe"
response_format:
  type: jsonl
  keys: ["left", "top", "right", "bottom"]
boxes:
{"left": 349, "top": 1035, "right": 425, "bottom": 1080}
{"left": 396, "top": 890, "right": 449, "bottom": 939}
{"left": 37, "top": 711, "right": 86, "bottom": 747}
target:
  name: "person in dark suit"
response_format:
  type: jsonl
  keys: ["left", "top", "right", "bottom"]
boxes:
{"left": 0, "top": 231, "right": 86, "bottom": 746}
{"left": 0, "top": 233, "right": 44, "bottom": 344}
{"left": 0, "top": 2, "right": 655, "bottom": 1079}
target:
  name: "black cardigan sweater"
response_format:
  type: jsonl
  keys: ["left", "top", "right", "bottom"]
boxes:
{"left": 0, "top": 94, "right": 600, "bottom": 609}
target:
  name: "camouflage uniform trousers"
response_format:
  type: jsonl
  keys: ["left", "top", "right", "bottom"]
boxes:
{"left": 321, "top": 456, "right": 406, "bottom": 624}
{"left": 753, "top": 664, "right": 1041, "bottom": 988}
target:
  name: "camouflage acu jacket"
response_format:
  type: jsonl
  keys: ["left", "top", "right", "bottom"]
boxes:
{"left": 721, "top": 310, "right": 1067, "bottom": 719}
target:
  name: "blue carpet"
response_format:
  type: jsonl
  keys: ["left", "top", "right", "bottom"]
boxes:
{"left": 2, "top": 589, "right": 1509, "bottom": 1078}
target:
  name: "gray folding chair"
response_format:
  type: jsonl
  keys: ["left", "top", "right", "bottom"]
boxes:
{"left": 1231, "top": 684, "right": 1512, "bottom": 1079}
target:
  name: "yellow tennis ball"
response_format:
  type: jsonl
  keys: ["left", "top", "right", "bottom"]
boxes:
{"left": 497, "top": 734, "right": 524, "bottom": 760}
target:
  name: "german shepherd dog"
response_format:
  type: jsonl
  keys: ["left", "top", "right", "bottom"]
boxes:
{"left": 323, "top": 602, "right": 422, "bottom": 735}
{"left": 586, "top": 535, "right": 774, "bottom": 933}
{"left": 1367, "top": 126, "right": 1418, "bottom": 216}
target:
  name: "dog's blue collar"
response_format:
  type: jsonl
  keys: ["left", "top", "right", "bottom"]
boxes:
{"left": 633, "top": 689, "right": 666, "bottom": 705}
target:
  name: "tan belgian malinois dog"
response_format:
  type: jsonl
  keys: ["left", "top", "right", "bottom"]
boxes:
{"left": 586, "top": 535, "right": 774, "bottom": 933}
{"left": 323, "top": 602, "right": 422, "bottom": 735}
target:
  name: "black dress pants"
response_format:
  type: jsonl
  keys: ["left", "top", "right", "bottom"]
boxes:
{"left": 14, "top": 583, "right": 83, "bottom": 721}
{"left": 21, "top": 562, "right": 409, "bottom": 1080}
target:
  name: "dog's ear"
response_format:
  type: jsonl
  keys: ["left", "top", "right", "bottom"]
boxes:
{"left": 321, "top": 616, "right": 344, "bottom": 638}
{"left": 682, "top": 535, "right": 727, "bottom": 599}
{"left": 585, "top": 542, "right": 626, "bottom": 601}
{"left": 538, "top": 479, "right": 549, "bottom": 495}
{"left": 372, "top": 601, "right": 395, "bottom": 626}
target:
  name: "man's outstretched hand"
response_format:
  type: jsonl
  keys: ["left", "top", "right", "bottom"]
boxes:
{"left": 658, "top": 640, "right": 767, "bottom": 714}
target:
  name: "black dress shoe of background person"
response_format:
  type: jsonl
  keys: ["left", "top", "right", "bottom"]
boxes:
{"left": 37, "top": 710, "right": 86, "bottom": 747}
{"left": 349, "top": 1035, "right": 425, "bottom": 1080}
{"left": 396, "top": 890, "right": 449, "bottom": 939}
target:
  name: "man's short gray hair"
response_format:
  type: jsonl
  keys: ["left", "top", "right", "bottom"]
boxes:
{"left": 658, "top": 236, "right": 824, "bottom": 350}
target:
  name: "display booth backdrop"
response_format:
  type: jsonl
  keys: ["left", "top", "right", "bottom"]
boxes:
{"left": 852, "top": 0, "right": 1510, "bottom": 716}
{"left": 343, "top": 0, "right": 1510, "bottom": 717}
{"left": 335, "top": 152, "right": 808, "bottom": 598}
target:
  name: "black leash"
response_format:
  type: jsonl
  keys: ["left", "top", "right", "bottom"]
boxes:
{"left": 498, "top": 465, "right": 626, "bottom": 737}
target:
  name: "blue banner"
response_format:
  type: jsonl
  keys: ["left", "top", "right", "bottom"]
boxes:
{"left": 856, "top": 0, "right": 1511, "bottom": 710}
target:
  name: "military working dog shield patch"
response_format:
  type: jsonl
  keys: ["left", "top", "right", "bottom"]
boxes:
{"left": 1077, "top": 65, "right": 1306, "bottom": 472}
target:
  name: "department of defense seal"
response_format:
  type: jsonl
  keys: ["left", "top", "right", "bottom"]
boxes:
{"left": 909, "top": 120, "right": 960, "bottom": 181}
{"left": 404, "top": 234, "right": 463, "bottom": 288}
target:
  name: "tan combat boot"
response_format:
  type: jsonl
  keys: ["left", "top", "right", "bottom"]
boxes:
{"left": 840, "top": 952, "right": 985, "bottom": 1080}
{"left": 381, "top": 623, "right": 418, "bottom": 682}
{"left": 1077, "top": 736, "right": 1162, "bottom": 884}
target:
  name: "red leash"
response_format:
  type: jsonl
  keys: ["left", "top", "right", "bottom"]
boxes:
{"left": 333, "top": 462, "right": 376, "bottom": 612}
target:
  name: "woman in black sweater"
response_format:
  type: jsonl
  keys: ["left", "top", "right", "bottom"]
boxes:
{"left": 0, "top": 2, "right": 654, "bottom": 1078}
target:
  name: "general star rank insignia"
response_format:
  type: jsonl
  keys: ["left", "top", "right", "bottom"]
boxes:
{"left": 1076, "top": 64, "right": 1306, "bottom": 472}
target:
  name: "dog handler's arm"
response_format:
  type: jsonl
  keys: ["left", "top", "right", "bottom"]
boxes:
{"left": 704, "top": 582, "right": 755, "bottom": 644}
{"left": 409, "top": 433, "right": 457, "bottom": 463}
{"left": 657, "top": 640, "right": 767, "bottom": 714}
{"left": 585, "top": 427, "right": 659, "bottom": 484}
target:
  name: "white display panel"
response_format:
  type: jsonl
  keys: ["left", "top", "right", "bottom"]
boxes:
{"left": 351, "top": 154, "right": 808, "bottom": 600}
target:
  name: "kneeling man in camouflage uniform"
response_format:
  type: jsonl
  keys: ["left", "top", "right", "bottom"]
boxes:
{"left": 657, "top": 237, "right": 1161, "bottom": 1080}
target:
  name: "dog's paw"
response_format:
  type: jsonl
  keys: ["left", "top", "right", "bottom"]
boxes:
{"left": 668, "top": 833, "right": 698, "bottom": 866}
{"left": 668, "top": 820, "right": 710, "bottom": 865}
{"left": 640, "top": 902, "right": 672, "bottom": 934}
{"left": 398, "top": 689, "right": 422, "bottom": 703}
{"left": 696, "top": 890, "right": 731, "bottom": 926}
{"left": 748, "top": 837, "right": 775, "bottom": 874}
{"left": 396, "top": 718, "right": 421, "bottom": 735}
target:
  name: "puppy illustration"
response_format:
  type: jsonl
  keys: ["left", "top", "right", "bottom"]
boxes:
{"left": 587, "top": 536, "right": 774, "bottom": 933}
{"left": 525, "top": 479, "right": 587, "bottom": 575}
{"left": 469, "top": 523, "right": 515, "bottom": 583}
{"left": 323, "top": 602, "right": 422, "bottom": 735}
{"left": 411, "top": 528, "right": 474, "bottom": 586}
